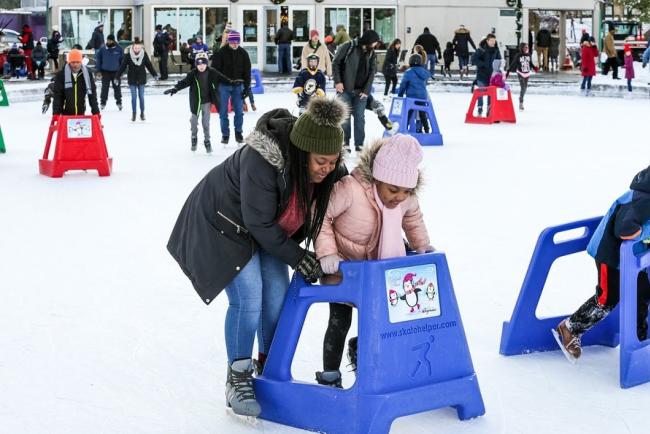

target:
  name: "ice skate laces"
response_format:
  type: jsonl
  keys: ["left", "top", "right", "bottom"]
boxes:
{"left": 230, "top": 368, "right": 256, "bottom": 401}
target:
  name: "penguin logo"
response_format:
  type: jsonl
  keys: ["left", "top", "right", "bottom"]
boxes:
{"left": 426, "top": 282, "right": 436, "bottom": 300}
{"left": 388, "top": 289, "right": 399, "bottom": 306}
{"left": 399, "top": 273, "right": 421, "bottom": 313}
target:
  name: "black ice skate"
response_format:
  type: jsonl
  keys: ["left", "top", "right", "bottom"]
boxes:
{"left": 191, "top": 137, "right": 198, "bottom": 152}
{"left": 204, "top": 139, "right": 212, "bottom": 154}
{"left": 315, "top": 370, "right": 343, "bottom": 388}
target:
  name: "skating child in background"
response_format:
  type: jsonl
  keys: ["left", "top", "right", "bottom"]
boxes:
{"left": 489, "top": 59, "right": 509, "bottom": 90}
{"left": 554, "top": 165, "right": 650, "bottom": 363}
{"left": 398, "top": 53, "right": 431, "bottom": 133}
{"left": 163, "top": 52, "right": 220, "bottom": 153}
{"left": 314, "top": 134, "right": 434, "bottom": 386}
{"left": 292, "top": 53, "right": 326, "bottom": 114}
{"left": 443, "top": 42, "right": 454, "bottom": 78}
{"left": 624, "top": 43, "right": 635, "bottom": 93}
{"left": 507, "top": 43, "right": 535, "bottom": 111}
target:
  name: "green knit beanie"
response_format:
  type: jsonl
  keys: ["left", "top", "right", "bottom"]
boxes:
{"left": 289, "top": 98, "right": 349, "bottom": 154}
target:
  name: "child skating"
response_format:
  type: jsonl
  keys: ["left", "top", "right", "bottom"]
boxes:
{"left": 314, "top": 134, "right": 434, "bottom": 386}
{"left": 292, "top": 53, "right": 326, "bottom": 115}
{"left": 623, "top": 43, "right": 635, "bottom": 94}
{"left": 398, "top": 53, "right": 431, "bottom": 133}
{"left": 163, "top": 52, "right": 220, "bottom": 153}
{"left": 443, "top": 42, "right": 454, "bottom": 79}
{"left": 507, "top": 43, "right": 534, "bottom": 111}
{"left": 554, "top": 165, "right": 650, "bottom": 363}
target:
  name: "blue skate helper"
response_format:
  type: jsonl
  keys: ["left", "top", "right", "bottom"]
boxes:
{"left": 384, "top": 97, "right": 443, "bottom": 146}
{"left": 255, "top": 252, "right": 485, "bottom": 434}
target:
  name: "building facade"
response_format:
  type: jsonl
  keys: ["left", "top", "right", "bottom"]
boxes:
{"left": 48, "top": 0, "right": 599, "bottom": 71}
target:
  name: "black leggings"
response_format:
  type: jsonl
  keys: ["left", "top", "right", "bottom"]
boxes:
{"left": 323, "top": 303, "right": 353, "bottom": 371}
{"left": 383, "top": 73, "right": 397, "bottom": 96}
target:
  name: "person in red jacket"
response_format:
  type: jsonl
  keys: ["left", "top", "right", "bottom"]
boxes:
{"left": 580, "top": 37, "right": 599, "bottom": 96}
{"left": 20, "top": 24, "right": 35, "bottom": 79}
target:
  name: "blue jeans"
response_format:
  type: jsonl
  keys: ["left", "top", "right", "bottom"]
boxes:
{"left": 427, "top": 53, "right": 437, "bottom": 77}
{"left": 458, "top": 54, "right": 470, "bottom": 70}
{"left": 218, "top": 83, "right": 244, "bottom": 137}
{"left": 278, "top": 43, "right": 292, "bottom": 74}
{"left": 339, "top": 91, "right": 367, "bottom": 147}
{"left": 580, "top": 76, "right": 592, "bottom": 90}
{"left": 476, "top": 79, "right": 489, "bottom": 110}
{"left": 129, "top": 84, "right": 145, "bottom": 114}
{"left": 224, "top": 249, "right": 290, "bottom": 364}
{"left": 627, "top": 79, "right": 633, "bottom": 92}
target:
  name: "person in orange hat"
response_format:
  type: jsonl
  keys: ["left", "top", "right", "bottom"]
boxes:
{"left": 52, "top": 49, "right": 100, "bottom": 116}
{"left": 623, "top": 43, "right": 635, "bottom": 92}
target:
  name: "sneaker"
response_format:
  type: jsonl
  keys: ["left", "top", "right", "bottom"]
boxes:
{"left": 117, "top": 102, "right": 123, "bottom": 111}
{"left": 315, "top": 370, "right": 343, "bottom": 388}
{"left": 100, "top": 103, "right": 106, "bottom": 111}
{"left": 131, "top": 113, "right": 136, "bottom": 122}
{"left": 235, "top": 132, "right": 244, "bottom": 145}
{"left": 553, "top": 319, "right": 582, "bottom": 362}
{"left": 378, "top": 115, "right": 392, "bottom": 131}
{"left": 221, "top": 136, "right": 229, "bottom": 145}
{"left": 226, "top": 359, "right": 261, "bottom": 417}
{"left": 191, "top": 137, "right": 197, "bottom": 152}
{"left": 519, "top": 102, "right": 524, "bottom": 111}
{"left": 140, "top": 113, "right": 145, "bottom": 121}
{"left": 204, "top": 140, "right": 212, "bottom": 154}
{"left": 347, "top": 336, "right": 358, "bottom": 374}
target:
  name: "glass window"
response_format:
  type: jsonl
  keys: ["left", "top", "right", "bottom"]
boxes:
{"left": 178, "top": 8, "right": 202, "bottom": 45}
{"left": 374, "top": 8, "right": 395, "bottom": 44}
{"left": 292, "top": 10, "right": 309, "bottom": 43}
{"left": 206, "top": 7, "right": 228, "bottom": 50}
{"left": 349, "top": 8, "right": 361, "bottom": 39}
{"left": 325, "top": 8, "right": 347, "bottom": 39}
{"left": 266, "top": 9, "right": 278, "bottom": 43}
{"left": 244, "top": 46, "right": 258, "bottom": 64}
{"left": 363, "top": 8, "right": 372, "bottom": 33}
{"left": 111, "top": 9, "right": 132, "bottom": 42}
{"left": 154, "top": 8, "right": 178, "bottom": 51}
{"left": 60, "top": 8, "right": 108, "bottom": 50}
{"left": 266, "top": 46, "right": 277, "bottom": 65}
{"left": 243, "top": 10, "right": 258, "bottom": 43}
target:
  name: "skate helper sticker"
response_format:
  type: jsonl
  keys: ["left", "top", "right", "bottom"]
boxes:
{"left": 391, "top": 98, "right": 403, "bottom": 116}
{"left": 496, "top": 88, "right": 509, "bottom": 101}
{"left": 67, "top": 118, "right": 92, "bottom": 139}
{"left": 385, "top": 264, "right": 441, "bottom": 323}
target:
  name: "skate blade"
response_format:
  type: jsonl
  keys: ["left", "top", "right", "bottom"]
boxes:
{"left": 225, "top": 406, "right": 261, "bottom": 428}
{"left": 551, "top": 328, "right": 577, "bottom": 365}
{"left": 386, "top": 122, "right": 399, "bottom": 136}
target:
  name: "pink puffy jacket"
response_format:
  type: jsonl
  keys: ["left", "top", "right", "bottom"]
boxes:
{"left": 315, "top": 141, "right": 431, "bottom": 262}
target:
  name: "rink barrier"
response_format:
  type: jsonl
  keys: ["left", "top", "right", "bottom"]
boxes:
{"left": 255, "top": 252, "right": 485, "bottom": 434}
{"left": 39, "top": 115, "right": 112, "bottom": 177}
{"left": 500, "top": 217, "right": 650, "bottom": 388}
{"left": 0, "top": 79, "right": 8, "bottom": 106}
{"left": 384, "top": 97, "right": 443, "bottom": 146}
{"left": 465, "top": 86, "right": 516, "bottom": 124}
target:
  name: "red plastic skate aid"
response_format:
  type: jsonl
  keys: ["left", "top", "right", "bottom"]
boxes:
{"left": 465, "top": 86, "right": 516, "bottom": 124}
{"left": 211, "top": 99, "right": 247, "bottom": 113}
{"left": 39, "top": 115, "right": 112, "bottom": 178}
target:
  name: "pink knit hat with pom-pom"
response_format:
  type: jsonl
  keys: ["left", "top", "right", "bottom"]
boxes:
{"left": 372, "top": 134, "right": 423, "bottom": 189}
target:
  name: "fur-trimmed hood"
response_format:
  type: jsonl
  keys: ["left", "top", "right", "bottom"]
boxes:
{"left": 353, "top": 138, "right": 423, "bottom": 194}
{"left": 245, "top": 108, "right": 296, "bottom": 170}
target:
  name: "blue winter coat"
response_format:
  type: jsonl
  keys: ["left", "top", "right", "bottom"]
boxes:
{"left": 397, "top": 65, "right": 429, "bottom": 100}
{"left": 96, "top": 44, "right": 124, "bottom": 72}
{"left": 587, "top": 166, "right": 650, "bottom": 268}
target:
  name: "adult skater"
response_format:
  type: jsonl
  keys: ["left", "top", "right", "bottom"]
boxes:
{"left": 116, "top": 40, "right": 158, "bottom": 121}
{"left": 95, "top": 34, "right": 124, "bottom": 111}
{"left": 51, "top": 49, "right": 100, "bottom": 116}
{"left": 472, "top": 34, "right": 501, "bottom": 115}
{"left": 153, "top": 24, "right": 171, "bottom": 80}
{"left": 167, "top": 98, "right": 349, "bottom": 417}
{"left": 452, "top": 24, "right": 476, "bottom": 79}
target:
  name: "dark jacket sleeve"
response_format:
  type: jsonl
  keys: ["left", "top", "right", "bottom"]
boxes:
{"left": 144, "top": 53, "right": 158, "bottom": 77}
{"left": 362, "top": 52, "right": 377, "bottom": 94}
{"left": 317, "top": 73, "right": 327, "bottom": 92}
{"left": 239, "top": 149, "right": 305, "bottom": 267}
{"left": 469, "top": 34, "right": 476, "bottom": 50}
{"left": 433, "top": 36, "right": 441, "bottom": 58}
{"left": 243, "top": 50, "right": 252, "bottom": 89}
{"left": 614, "top": 198, "right": 650, "bottom": 238}
{"left": 174, "top": 71, "right": 194, "bottom": 91}
{"left": 88, "top": 72, "right": 100, "bottom": 114}
{"left": 332, "top": 42, "right": 349, "bottom": 85}
{"left": 95, "top": 47, "right": 103, "bottom": 72}
{"left": 116, "top": 54, "right": 128, "bottom": 77}
{"left": 397, "top": 70, "right": 410, "bottom": 97}
{"left": 292, "top": 71, "right": 306, "bottom": 89}
{"left": 52, "top": 71, "right": 65, "bottom": 115}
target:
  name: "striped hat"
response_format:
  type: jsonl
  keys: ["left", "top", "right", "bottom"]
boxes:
{"left": 227, "top": 30, "right": 241, "bottom": 44}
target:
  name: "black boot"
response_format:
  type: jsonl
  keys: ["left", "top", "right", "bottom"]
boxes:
{"left": 315, "top": 370, "right": 343, "bottom": 388}
{"left": 191, "top": 137, "right": 197, "bottom": 152}
{"left": 131, "top": 112, "right": 136, "bottom": 122}
{"left": 205, "top": 139, "right": 212, "bottom": 154}
{"left": 140, "top": 113, "right": 145, "bottom": 121}
{"left": 221, "top": 136, "right": 229, "bottom": 145}
{"left": 235, "top": 132, "right": 244, "bottom": 145}
{"left": 347, "top": 336, "right": 358, "bottom": 373}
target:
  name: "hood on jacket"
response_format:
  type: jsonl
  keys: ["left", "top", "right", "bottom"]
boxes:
{"left": 631, "top": 166, "right": 650, "bottom": 194}
{"left": 411, "top": 65, "right": 431, "bottom": 80}
{"left": 455, "top": 27, "right": 470, "bottom": 34}
{"left": 245, "top": 108, "right": 296, "bottom": 170}
{"left": 355, "top": 138, "right": 423, "bottom": 194}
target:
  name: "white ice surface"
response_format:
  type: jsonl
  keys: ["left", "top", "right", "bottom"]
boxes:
{"left": 1, "top": 90, "right": 649, "bottom": 434}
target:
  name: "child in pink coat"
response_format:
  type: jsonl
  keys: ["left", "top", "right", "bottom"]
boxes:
{"left": 313, "top": 134, "right": 434, "bottom": 387}
{"left": 623, "top": 44, "right": 635, "bottom": 93}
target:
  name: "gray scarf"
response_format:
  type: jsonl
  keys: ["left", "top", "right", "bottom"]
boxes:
{"left": 129, "top": 46, "right": 145, "bottom": 66}
{"left": 64, "top": 64, "right": 92, "bottom": 95}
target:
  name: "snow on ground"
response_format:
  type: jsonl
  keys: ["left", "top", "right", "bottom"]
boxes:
{"left": 1, "top": 89, "right": 649, "bottom": 434}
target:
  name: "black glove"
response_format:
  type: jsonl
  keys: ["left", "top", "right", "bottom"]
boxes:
{"left": 241, "top": 88, "right": 250, "bottom": 99}
{"left": 296, "top": 251, "right": 323, "bottom": 283}
{"left": 164, "top": 88, "right": 177, "bottom": 96}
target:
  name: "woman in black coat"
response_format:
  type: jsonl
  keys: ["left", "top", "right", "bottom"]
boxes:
{"left": 116, "top": 41, "right": 158, "bottom": 121}
{"left": 167, "top": 97, "right": 348, "bottom": 417}
{"left": 382, "top": 38, "right": 401, "bottom": 96}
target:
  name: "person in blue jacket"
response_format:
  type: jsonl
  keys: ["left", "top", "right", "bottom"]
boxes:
{"left": 398, "top": 53, "right": 430, "bottom": 133}
{"left": 95, "top": 34, "right": 124, "bottom": 110}
{"left": 292, "top": 53, "right": 326, "bottom": 114}
{"left": 190, "top": 36, "right": 209, "bottom": 67}
{"left": 555, "top": 165, "right": 650, "bottom": 362}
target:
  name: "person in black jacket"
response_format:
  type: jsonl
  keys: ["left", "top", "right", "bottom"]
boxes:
{"left": 506, "top": 42, "right": 535, "bottom": 111}
{"left": 211, "top": 30, "right": 251, "bottom": 145}
{"left": 87, "top": 23, "right": 105, "bottom": 53}
{"left": 555, "top": 165, "right": 650, "bottom": 362}
{"left": 166, "top": 97, "right": 348, "bottom": 417}
{"left": 471, "top": 34, "right": 501, "bottom": 114}
{"left": 275, "top": 22, "right": 294, "bottom": 74}
{"left": 382, "top": 39, "right": 401, "bottom": 96}
{"left": 116, "top": 41, "right": 158, "bottom": 121}
{"left": 452, "top": 25, "right": 477, "bottom": 78}
{"left": 47, "top": 26, "right": 63, "bottom": 72}
{"left": 536, "top": 27, "right": 552, "bottom": 72}
{"left": 443, "top": 41, "right": 454, "bottom": 78}
{"left": 164, "top": 53, "right": 220, "bottom": 153}
{"left": 414, "top": 27, "right": 441, "bottom": 78}
{"left": 51, "top": 49, "right": 100, "bottom": 116}
{"left": 153, "top": 24, "right": 170, "bottom": 80}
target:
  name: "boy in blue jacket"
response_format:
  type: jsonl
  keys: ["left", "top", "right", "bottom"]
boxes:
{"left": 555, "top": 165, "right": 650, "bottom": 362}
{"left": 292, "top": 54, "right": 326, "bottom": 114}
{"left": 398, "top": 53, "right": 430, "bottom": 133}
{"left": 95, "top": 34, "right": 124, "bottom": 110}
